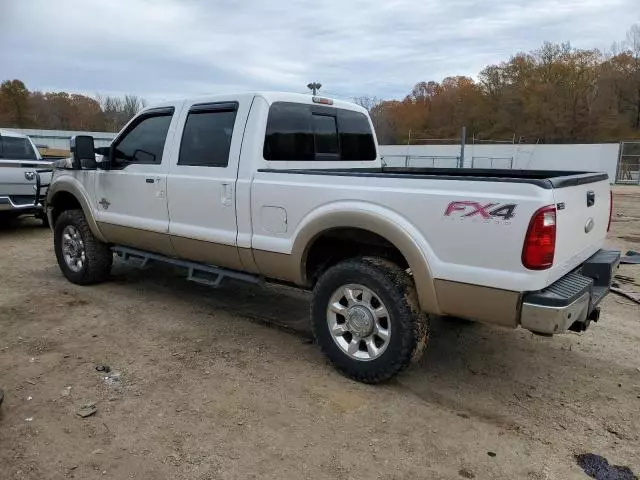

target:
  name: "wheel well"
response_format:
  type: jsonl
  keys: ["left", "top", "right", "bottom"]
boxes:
{"left": 304, "top": 228, "right": 409, "bottom": 285}
{"left": 49, "top": 191, "right": 82, "bottom": 226}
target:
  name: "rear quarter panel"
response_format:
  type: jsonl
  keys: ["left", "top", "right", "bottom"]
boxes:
{"left": 250, "top": 172, "right": 557, "bottom": 292}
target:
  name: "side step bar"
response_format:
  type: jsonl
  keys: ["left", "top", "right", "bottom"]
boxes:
{"left": 112, "top": 245, "right": 261, "bottom": 288}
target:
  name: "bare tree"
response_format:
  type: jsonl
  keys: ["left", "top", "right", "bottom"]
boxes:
{"left": 625, "top": 24, "right": 640, "bottom": 129}
{"left": 353, "top": 95, "right": 396, "bottom": 142}
{"left": 96, "top": 94, "right": 146, "bottom": 131}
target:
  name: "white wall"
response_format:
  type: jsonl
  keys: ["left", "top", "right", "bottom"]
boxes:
{"left": 5, "top": 128, "right": 117, "bottom": 149}
{"left": 379, "top": 143, "right": 620, "bottom": 182}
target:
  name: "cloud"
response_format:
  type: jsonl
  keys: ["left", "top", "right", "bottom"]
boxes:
{"left": 1, "top": 0, "right": 636, "bottom": 102}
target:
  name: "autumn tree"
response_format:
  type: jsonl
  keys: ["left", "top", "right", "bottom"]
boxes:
{"left": 0, "top": 84, "right": 146, "bottom": 132}
{"left": 0, "top": 80, "right": 31, "bottom": 127}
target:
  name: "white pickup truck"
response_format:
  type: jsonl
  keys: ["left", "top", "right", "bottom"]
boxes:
{"left": 0, "top": 129, "right": 51, "bottom": 224}
{"left": 46, "top": 92, "right": 619, "bottom": 383}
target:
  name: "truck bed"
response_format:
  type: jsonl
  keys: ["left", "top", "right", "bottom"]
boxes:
{"left": 258, "top": 167, "right": 609, "bottom": 189}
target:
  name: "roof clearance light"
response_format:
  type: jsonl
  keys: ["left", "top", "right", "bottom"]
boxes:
{"left": 312, "top": 96, "right": 333, "bottom": 105}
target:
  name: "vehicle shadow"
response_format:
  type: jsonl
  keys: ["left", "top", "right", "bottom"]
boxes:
{"left": 0, "top": 215, "right": 45, "bottom": 233}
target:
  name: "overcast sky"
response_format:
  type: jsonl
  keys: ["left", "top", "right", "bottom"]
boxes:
{"left": 1, "top": 0, "right": 637, "bottom": 103}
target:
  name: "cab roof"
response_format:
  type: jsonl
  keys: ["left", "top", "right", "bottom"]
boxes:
{"left": 145, "top": 92, "right": 368, "bottom": 115}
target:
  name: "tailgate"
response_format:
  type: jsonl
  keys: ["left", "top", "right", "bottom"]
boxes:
{"left": 550, "top": 177, "right": 611, "bottom": 282}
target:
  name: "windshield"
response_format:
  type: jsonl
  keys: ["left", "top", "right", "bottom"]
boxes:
{"left": 0, "top": 136, "right": 37, "bottom": 160}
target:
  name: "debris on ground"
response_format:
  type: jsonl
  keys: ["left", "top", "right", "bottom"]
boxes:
{"left": 102, "top": 371, "right": 121, "bottom": 387}
{"left": 575, "top": 453, "right": 637, "bottom": 480}
{"left": 620, "top": 250, "right": 640, "bottom": 265}
{"left": 611, "top": 288, "right": 640, "bottom": 305}
{"left": 614, "top": 275, "right": 639, "bottom": 287}
{"left": 487, "top": 451, "right": 497, "bottom": 457}
{"left": 76, "top": 403, "right": 97, "bottom": 418}
{"left": 458, "top": 468, "right": 476, "bottom": 478}
{"left": 61, "top": 386, "right": 72, "bottom": 397}
{"left": 620, "top": 256, "right": 640, "bottom": 265}
{"left": 95, "top": 365, "right": 111, "bottom": 373}
{"left": 25, "top": 417, "right": 33, "bottom": 422}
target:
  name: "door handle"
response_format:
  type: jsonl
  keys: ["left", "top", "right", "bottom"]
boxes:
{"left": 145, "top": 178, "right": 155, "bottom": 184}
{"left": 221, "top": 183, "right": 233, "bottom": 206}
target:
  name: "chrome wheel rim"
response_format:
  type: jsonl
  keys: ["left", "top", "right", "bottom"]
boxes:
{"left": 61, "top": 225, "right": 85, "bottom": 273}
{"left": 327, "top": 284, "right": 391, "bottom": 361}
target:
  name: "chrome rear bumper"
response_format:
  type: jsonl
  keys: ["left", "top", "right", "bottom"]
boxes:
{"left": 521, "top": 291, "right": 591, "bottom": 335}
{"left": 520, "top": 250, "right": 620, "bottom": 335}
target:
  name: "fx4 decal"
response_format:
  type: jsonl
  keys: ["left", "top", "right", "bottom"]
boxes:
{"left": 444, "top": 201, "right": 517, "bottom": 221}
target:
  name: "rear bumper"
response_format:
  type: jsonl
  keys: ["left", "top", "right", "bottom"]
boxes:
{"left": 520, "top": 249, "right": 620, "bottom": 335}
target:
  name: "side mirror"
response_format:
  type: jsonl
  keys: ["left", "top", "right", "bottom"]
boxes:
{"left": 95, "top": 146, "right": 111, "bottom": 170}
{"left": 70, "top": 135, "right": 96, "bottom": 170}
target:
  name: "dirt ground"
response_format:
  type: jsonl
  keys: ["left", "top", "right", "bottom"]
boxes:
{"left": 0, "top": 187, "right": 639, "bottom": 480}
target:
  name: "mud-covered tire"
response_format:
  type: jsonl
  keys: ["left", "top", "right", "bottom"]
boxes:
{"left": 54, "top": 209, "right": 112, "bottom": 285}
{"left": 311, "top": 257, "right": 429, "bottom": 383}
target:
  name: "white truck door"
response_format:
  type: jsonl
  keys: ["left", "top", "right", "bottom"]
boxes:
{"left": 166, "top": 96, "right": 252, "bottom": 270}
{"left": 94, "top": 107, "right": 177, "bottom": 256}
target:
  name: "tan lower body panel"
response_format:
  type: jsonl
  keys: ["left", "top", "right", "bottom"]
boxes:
{"left": 97, "top": 222, "right": 175, "bottom": 257}
{"left": 171, "top": 236, "right": 243, "bottom": 271}
{"left": 434, "top": 279, "right": 521, "bottom": 327}
{"left": 252, "top": 249, "right": 302, "bottom": 285}
{"left": 98, "top": 222, "right": 259, "bottom": 273}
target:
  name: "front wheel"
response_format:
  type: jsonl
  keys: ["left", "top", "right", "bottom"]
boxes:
{"left": 311, "top": 257, "right": 429, "bottom": 383}
{"left": 54, "top": 209, "right": 113, "bottom": 285}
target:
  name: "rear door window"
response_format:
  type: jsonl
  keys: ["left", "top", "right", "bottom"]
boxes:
{"left": 178, "top": 103, "right": 238, "bottom": 167}
{"left": 263, "top": 102, "right": 376, "bottom": 161}
{"left": 0, "top": 136, "right": 37, "bottom": 160}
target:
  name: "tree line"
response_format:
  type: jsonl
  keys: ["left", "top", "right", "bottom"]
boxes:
{"left": 1, "top": 24, "right": 639, "bottom": 143}
{"left": 357, "top": 24, "right": 640, "bottom": 144}
{"left": 0, "top": 80, "right": 146, "bottom": 132}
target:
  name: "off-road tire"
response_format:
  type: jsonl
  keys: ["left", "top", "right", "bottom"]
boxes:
{"left": 54, "top": 209, "right": 112, "bottom": 285}
{"left": 311, "top": 257, "right": 429, "bottom": 383}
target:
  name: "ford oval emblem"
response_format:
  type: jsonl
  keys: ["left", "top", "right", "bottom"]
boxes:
{"left": 584, "top": 217, "right": 595, "bottom": 233}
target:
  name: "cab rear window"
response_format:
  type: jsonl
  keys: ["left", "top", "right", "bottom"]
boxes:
{"left": 263, "top": 102, "right": 376, "bottom": 161}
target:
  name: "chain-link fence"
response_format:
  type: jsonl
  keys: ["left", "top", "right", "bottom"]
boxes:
{"left": 616, "top": 142, "right": 640, "bottom": 184}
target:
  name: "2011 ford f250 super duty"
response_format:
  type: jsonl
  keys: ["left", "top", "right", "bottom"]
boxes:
{"left": 46, "top": 92, "right": 620, "bottom": 383}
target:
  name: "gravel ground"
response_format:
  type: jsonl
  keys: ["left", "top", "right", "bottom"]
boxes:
{"left": 0, "top": 186, "right": 638, "bottom": 480}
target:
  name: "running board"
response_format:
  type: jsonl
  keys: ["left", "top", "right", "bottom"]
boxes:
{"left": 112, "top": 245, "right": 261, "bottom": 288}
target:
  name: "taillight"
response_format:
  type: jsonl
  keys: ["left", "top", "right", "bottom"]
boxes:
{"left": 607, "top": 190, "right": 613, "bottom": 232}
{"left": 522, "top": 205, "right": 556, "bottom": 270}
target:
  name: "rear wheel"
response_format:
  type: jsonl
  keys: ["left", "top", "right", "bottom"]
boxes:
{"left": 54, "top": 209, "right": 112, "bottom": 284}
{"left": 311, "top": 257, "right": 429, "bottom": 383}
